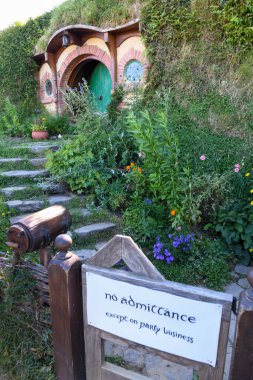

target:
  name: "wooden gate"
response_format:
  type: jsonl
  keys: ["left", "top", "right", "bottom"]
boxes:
{"left": 82, "top": 235, "right": 232, "bottom": 380}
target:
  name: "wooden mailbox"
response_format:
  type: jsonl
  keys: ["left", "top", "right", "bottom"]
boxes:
{"left": 82, "top": 235, "right": 233, "bottom": 380}
{"left": 7, "top": 205, "right": 72, "bottom": 266}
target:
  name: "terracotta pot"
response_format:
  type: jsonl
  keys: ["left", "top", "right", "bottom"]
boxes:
{"left": 32, "top": 130, "right": 49, "bottom": 140}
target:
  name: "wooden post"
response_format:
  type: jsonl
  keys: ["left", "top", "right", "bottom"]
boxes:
{"left": 48, "top": 234, "right": 85, "bottom": 380}
{"left": 230, "top": 269, "right": 253, "bottom": 380}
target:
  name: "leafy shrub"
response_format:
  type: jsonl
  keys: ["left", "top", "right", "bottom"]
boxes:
{"left": 212, "top": 167, "right": 253, "bottom": 265}
{"left": 0, "top": 98, "right": 23, "bottom": 136}
{"left": 213, "top": 201, "right": 253, "bottom": 265}
{"left": 44, "top": 113, "right": 72, "bottom": 135}
{"left": 0, "top": 14, "right": 51, "bottom": 119}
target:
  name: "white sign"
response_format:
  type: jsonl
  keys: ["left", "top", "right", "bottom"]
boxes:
{"left": 86, "top": 272, "right": 223, "bottom": 367}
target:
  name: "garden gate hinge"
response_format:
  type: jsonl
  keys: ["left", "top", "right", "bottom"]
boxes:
{"left": 232, "top": 296, "right": 238, "bottom": 316}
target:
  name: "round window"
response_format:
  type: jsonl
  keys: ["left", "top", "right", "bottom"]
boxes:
{"left": 124, "top": 60, "right": 143, "bottom": 83}
{"left": 45, "top": 79, "right": 53, "bottom": 96}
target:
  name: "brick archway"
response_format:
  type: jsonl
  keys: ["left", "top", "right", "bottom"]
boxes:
{"left": 118, "top": 48, "right": 149, "bottom": 84}
{"left": 57, "top": 45, "right": 113, "bottom": 111}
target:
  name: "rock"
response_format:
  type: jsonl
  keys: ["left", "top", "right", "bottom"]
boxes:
{"left": 38, "top": 182, "right": 66, "bottom": 194}
{"left": 80, "top": 208, "right": 91, "bottom": 218}
{"left": 26, "top": 143, "right": 59, "bottom": 154}
{"left": 74, "top": 222, "right": 116, "bottom": 238}
{"left": 29, "top": 158, "right": 47, "bottom": 167}
{"left": 234, "top": 264, "right": 253, "bottom": 276}
{"left": 5, "top": 200, "right": 44, "bottom": 213}
{"left": 95, "top": 241, "right": 108, "bottom": 251}
{"left": 74, "top": 249, "right": 97, "bottom": 262}
{"left": 48, "top": 195, "right": 73, "bottom": 206}
{"left": 144, "top": 354, "right": 193, "bottom": 380}
{"left": 238, "top": 278, "right": 250, "bottom": 289}
{"left": 0, "top": 170, "right": 48, "bottom": 178}
{"left": 224, "top": 283, "right": 243, "bottom": 298}
{"left": 0, "top": 158, "right": 23, "bottom": 163}
{"left": 0, "top": 186, "right": 27, "bottom": 196}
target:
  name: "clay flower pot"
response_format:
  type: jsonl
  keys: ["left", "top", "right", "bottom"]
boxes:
{"left": 32, "top": 130, "right": 49, "bottom": 140}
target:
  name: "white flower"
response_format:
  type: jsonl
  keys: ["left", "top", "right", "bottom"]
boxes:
{"left": 58, "top": 134, "right": 62, "bottom": 139}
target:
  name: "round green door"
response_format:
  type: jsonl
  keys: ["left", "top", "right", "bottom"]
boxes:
{"left": 89, "top": 63, "right": 112, "bottom": 112}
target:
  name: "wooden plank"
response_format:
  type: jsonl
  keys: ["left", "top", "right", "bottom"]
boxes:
{"left": 102, "top": 362, "right": 149, "bottom": 380}
{"left": 82, "top": 265, "right": 232, "bottom": 321}
{"left": 122, "top": 236, "right": 164, "bottom": 280}
{"left": 87, "top": 235, "right": 122, "bottom": 269}
{"left": 82, "top": 272, "right": 102, "bottom": 380}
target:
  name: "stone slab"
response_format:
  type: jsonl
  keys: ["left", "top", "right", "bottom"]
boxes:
{"left": 234, "top": 264, "right": 253, "bottom": 276}
{"left": 0, "top": 186, "right": 27, "bottom": 196}
{"left": 26, "top": 143, "right": 59, "bottom": 154}
{"left": 5, "top": 200, "right": 44, "bottom": 213}
{"left": 238, "top": 278, "right": 250, "bottom": 289}
{"left": 74, "top": 249, "right": 97, "bottom": 262}
{"left": 29, "top": 158, "right": 47, "bottom": 167}
{"left": 48, "top": 195, "right": 73, "bottom": 206}
{"left": 0, "top": 158, "right": 23, "bottom": 163}
{"left": 74, "top": 222, "right": 116, "bottom": 238}
{"left": 224, "top": 282, "right": 243, "bottom": 298}
{"left": 38, "top": 182, "right": 66, "bottom": 194}
{"left": 0, "top": 170, "right": 48, "bottom": 178}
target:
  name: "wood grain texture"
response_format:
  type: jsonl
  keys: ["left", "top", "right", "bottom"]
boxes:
{"left": 82, "top": 235, "right": 232, "bottom": 380}
{"left": 102, "top": 363, "right": 149, "bottom": 380}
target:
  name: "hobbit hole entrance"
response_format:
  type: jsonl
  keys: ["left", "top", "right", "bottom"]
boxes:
{"left": 68, "top": 60, "right": 112, "bottom": 113}
{"left": 34, "top": 20, "right": 149, "bottom": 114}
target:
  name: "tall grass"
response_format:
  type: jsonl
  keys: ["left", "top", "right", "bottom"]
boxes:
{"left": 36, "top": 0, "right": 142, "bottom": 52}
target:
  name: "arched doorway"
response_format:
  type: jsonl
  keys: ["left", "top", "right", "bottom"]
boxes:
{"left": 68, "top": 59, "right": 112, "bottom": 113}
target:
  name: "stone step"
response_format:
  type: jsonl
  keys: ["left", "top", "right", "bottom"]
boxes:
{"left": 24, "top": 143, "right": 60, "bottom": 154}
{"left": 0, "top": 157, "right": 46, "bottom": 167}
{"left": 74, "top": 222, "right": 116, "bottom": 239}
{"left": 0, "top": 169, "right": 48, "bottom": 178}
{"left": 0, "top": 158, "right": 23, "bottom": 163}
{"left": 1, "top": 182, "right": 66, "bottom": 197}
{"left": 5, "top": 200, "right": 45, "bottom": 213}
{"left": 1, "top": 186, "right": 28, "bottom": 196}
{"left": 29, "top": 158, "right": 47, "bottom": 167}
{"left": 38, "top": 182, "right": 66, "bottom": 194}
{"left": 48, "top": 195, "right": 73, "bottom": 206}
{"left": 74, "top": 249, "right": 97, "bottom": 262}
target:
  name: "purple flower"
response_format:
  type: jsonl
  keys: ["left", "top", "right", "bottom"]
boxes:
{"left": 166, "top": 256, "right": 174, "bottom": 264}
{"left": 145, "top": 198, "right": 152, "bottom": 205}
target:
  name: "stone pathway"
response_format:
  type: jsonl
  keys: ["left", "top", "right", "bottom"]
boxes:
{"left": 0, "top": 139, "right": 117, "bottom": 257}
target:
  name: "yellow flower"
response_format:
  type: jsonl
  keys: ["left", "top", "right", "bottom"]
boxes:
{"left": 130, "top": 162, "right": 135, "bottom": 167}
{"left": 125, "top": 165, "right": 131, "bottom": 171}
{"left": 249, "top": 248, "right": 253, "bottom": 253}
{"left": 250, "top": 189, "right": 253, "bottom": 193}
{"left": 137, "top": 167, "right": 142, "bottom": 174}
{"left": 170, "top": 209, "right": 177, "bottom": 216}
{"left": 245, "top": 172, "right": 250, "bottom": 177}
{"left": 251, "top": 200, "right": 253, "bottom": 206}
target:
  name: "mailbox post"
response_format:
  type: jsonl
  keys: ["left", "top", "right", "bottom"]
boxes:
{"left": 48, "top": 234, "right": 86, "bottom": 380}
